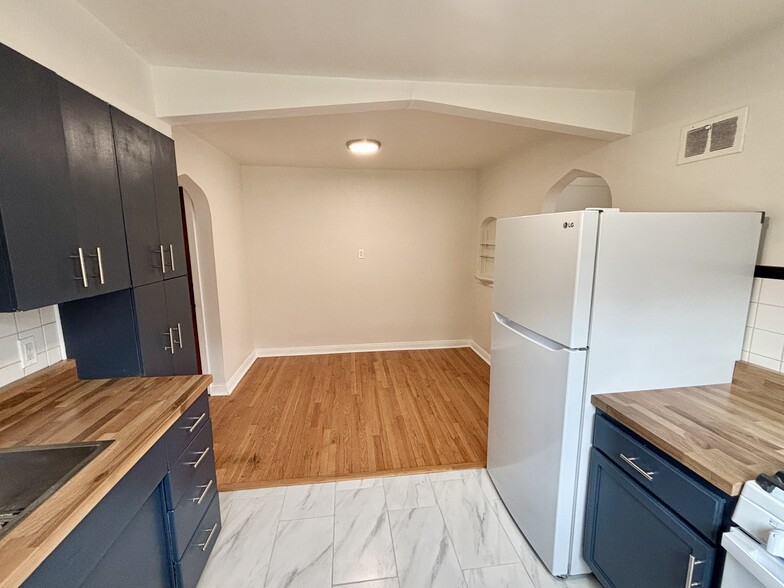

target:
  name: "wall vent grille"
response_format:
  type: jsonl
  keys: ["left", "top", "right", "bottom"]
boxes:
{"left": 677, "top": 107, "right": 747, "bottom": 165}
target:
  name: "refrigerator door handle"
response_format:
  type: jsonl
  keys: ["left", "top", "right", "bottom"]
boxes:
{"left": 493, "top": 312, "right": 579, "bottom": 352}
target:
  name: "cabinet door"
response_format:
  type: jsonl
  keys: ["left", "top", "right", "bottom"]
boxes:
{"left": 112, "top": 107, "right": 163, "bottom": 287}
{"left": 165, "top": 276, "right": 199, "bottom": 375}
{"left": 58, "top": 79, "right": 131, "bottom": 294}
{"left": 133, "top": 281, "right": 174, "bottom": 376}
{"left": 0, "top": 44, "right": 81, "bottom": 310}
{"left": 82, "top": 485, "right": 173, "bottom": 588}
{"left": 150, "top": 131, "right": 187, "bottom": 280}
{"left": 583, "top": 448, "right": 715, "bottom": 588}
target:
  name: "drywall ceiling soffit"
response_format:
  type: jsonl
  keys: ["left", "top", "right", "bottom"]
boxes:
{"left": 76, "top": 0, "right": 784, "bottom": 89}
{"left": 179, "top": 108, "right": 594, "bottom": 171}
{"left": 151, "top": 68, "right": 636, "bottom": 139}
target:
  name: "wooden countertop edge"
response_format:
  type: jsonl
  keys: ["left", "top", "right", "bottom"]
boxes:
{"left": 591, "top": 393, "right": 744, "bottom": 496}
{"left": 0, "top": 364, "right": 213, "bottom": 588}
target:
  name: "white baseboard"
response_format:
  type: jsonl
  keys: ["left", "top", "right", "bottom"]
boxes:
{"left": 469, "top": 340, "right": 491, "bottom": 365}
{"left": 211, "top": 339, "right": 490, "bottom": 395}
{"left": 255, "top": 339, "right": 474, "bottom": 358}
{"left": 209, "top": 350, "right": 256, "bottom": 396}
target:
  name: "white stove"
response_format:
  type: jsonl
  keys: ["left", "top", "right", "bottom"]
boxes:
{"left": 722, "top": 479, "right": 784, "bottom": 588}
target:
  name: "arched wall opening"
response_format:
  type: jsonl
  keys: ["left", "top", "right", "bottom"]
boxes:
{"left": 178, "top": 174, "right": 227, "bottom": 390}
{"left": 541, "top": 169, "right": 613, "bottom": 213}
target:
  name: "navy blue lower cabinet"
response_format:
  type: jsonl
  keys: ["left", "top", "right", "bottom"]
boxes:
{"left": 584, "top": 448, "right": 716, "bottom": 588}
{"left": 23, "top": 390, "right": 219, "bottom": 588}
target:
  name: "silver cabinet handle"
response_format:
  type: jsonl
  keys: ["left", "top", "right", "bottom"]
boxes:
{"left": 89, "top": 247, "right": 106, "bottom": 284}
{"left": 192, "top": 480, "right": 214, "bottom": 505}
{"left": 620, "top": 454, "right": 655, "bottom": 481}
{"left": 159, "top": 244, "right": 167, "bottom": 274}
{"left": 684, "top": 554, "right": 704, "bottom": 587}
{"left": 181, "top": 412, "right": 206, "bottom": 433}
{"left": 164, "top": 327, "right": 175, "bottom": 353}
{"left": 71, "top": 247, "right": 89, "bottom": 288}
{"left": 95, "top": 246, "right": 105, "bottom": 284}
{"left": 185, "top": 446, "right": 210, "bottom": 469}
{"left": 168, "top": 244, "right": 175, "bottom": 272}
{"left": 198, "top": 523, "right": 218, "bottom": 551}
{"left": 176, "top": 322, "right": 183, "bottom": 349}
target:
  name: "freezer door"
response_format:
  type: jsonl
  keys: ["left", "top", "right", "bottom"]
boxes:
{"left": 487, "top": 312, "right": 588, "bottom": 576}
{"left": 494, "top": 210, "right": 599, "bottom": 349}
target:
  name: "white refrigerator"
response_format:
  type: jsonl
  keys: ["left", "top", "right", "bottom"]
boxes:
{"left": 487, "top": 209, "right": 762, "bottom": 577}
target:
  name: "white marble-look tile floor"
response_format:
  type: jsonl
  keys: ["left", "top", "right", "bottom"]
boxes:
{"left": 198, "top": 468, "right": 602, "bottom": 588}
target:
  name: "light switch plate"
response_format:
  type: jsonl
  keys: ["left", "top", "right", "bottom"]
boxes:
{"left": 19, "top": 336, "right": 37, "bottom": 368}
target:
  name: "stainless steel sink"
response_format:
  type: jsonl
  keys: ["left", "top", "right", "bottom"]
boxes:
{"left": 0, "top": 441, "right": 111, "bottom": 539}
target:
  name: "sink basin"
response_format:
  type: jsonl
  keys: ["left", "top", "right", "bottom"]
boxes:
{"left": 0, "top": 441, "right": 111, "bottom": 539}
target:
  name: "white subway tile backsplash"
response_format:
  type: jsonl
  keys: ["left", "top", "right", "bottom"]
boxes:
{"left": 749, "top": 329, "right": 784, "bottom": 361}
{"left": 0, "top": 315, "right": 17, "bottom": 339}
{"left": 744, "top": 278, "right": 784, "bottom": 374}
{"left": 39, "top": 306, "right": 57, "bottom": 325}
{"left": 747, "top": 353, "right": 781, "bottom": 371}
{"left": 14, "top": 309, "right": 41, "bottom": 332}
{"left": 0, "top": 335, "right": 21, "bottom": 369}
{"left": 759, "top": 279, "right": 784, "bottom": 307}
{"left": 42, "top": 321, "right": 60, "bottom": 351}
{"left": 0, "top": 305, "right": 64, "bottom": 391}
{"left": 756, "top": 304, "right": 784, "bottom": 335}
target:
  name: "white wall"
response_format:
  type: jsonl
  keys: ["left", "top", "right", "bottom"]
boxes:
{"left": 242, "top": 166, "right": 477, "bottom": 349}
{"left": 472, "top": 22, "right": 784, "bottom": 358}
{"left": 172, "top": 127, "right": 254, "bottom": 388}
{"left": 0, "top": 0, "right": 163, "bottom": 132}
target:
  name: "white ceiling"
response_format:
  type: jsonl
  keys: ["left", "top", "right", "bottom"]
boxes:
{"left": 183, "top": 109, "right": 555, "bottom": 170}
{"left": 76, "top": 0, "right": 784, "bottom": 89}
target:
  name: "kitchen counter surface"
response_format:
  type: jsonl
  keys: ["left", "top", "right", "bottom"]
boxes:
{"left": 0, "top": 360, "right": 212, "bottom": 588}
{"left": 592, "top": 361, "right": 784, "bottom": 497}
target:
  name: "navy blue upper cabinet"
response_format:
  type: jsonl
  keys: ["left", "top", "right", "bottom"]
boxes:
{"left": 114, "top": 109, "right": 186, "bottom": 287}
{"left": 58, "top": 78, "right": 131, "bottom": 295}
{"left": 151, "top": 131, "right": 187, "bottom": 281}
{"left": 0, "top": 44, "right": 130, "bottom": 310}
{"left": 112, "top": 107, "right": 164, "bottom": 287}
{"left": 0, "top": 44, "right": 82, "bottom": 310}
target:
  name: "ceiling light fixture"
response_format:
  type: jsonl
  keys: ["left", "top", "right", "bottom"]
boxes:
{"left": 346, "top": 139, "right": 381, "bottom": 154}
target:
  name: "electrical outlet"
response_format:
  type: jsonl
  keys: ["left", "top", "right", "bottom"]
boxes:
{"left": 358, "top": 249, "right": 365, "bottom": 259}
{"left": 19, "top": 336, "right": 37, "bottom": 368}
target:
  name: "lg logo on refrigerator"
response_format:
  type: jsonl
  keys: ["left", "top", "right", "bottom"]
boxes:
{"left": 563, "top": 222, "right": 575, "bottom": 229}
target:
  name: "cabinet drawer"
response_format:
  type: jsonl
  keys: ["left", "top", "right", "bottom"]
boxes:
{"left": 175, "top": 494, "right": 221, "bottom": 588}
{"left": 166, "top": 419, "right": 215, "bottom": 509}
{"left": 168, "top": 456, "right": 218, "bottom": 559}
{"left": 593, "top": 412, "right": 730, "bottom": 543}
{"left": 164, "top": 391, "right": 210, "bottom": 466}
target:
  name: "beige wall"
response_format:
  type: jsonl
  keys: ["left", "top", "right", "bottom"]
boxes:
{"left": 242, "top": 166, "right": 477, "bottom": 349}
{"left": 472, "top": 23, "right": 784, "bottom": 353}
{"left": 173, "top": 127, "right": 254, "bottom": 386}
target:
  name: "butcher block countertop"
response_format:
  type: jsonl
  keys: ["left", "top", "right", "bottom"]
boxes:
{"left": 592, "top": 361, "right": 784, "bottom": 497}
{"left": 0, "top": 360, "right": 212, "bottom": 588}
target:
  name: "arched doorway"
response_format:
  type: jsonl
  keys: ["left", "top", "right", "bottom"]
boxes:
{"left": 178, "top": 174, "right": 227, "bottom": 390}
{"left": 541, "top": 169, "right": 612, "bottom": 213}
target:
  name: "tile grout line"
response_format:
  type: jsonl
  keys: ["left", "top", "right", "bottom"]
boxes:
{"left": 261, "top": 488, "right": 289, "bottom": 588}
{"left": 381, "top": 477, "right": 401, "bottom": 585}
{"left": 430, "top": 477, "right": 471, "bottom": 584}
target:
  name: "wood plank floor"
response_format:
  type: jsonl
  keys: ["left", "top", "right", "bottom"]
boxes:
{"left": 210, "top": 348, "right": 490, "bottom": 490}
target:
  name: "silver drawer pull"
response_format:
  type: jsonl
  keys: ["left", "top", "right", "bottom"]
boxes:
{"left": 620, "top": 454, "right": 655, "bottom": 481}
{"left": 181, "top": 412, "right": 206, "bottom": 433}
{"left": 185, "top": 447, "right": 210, "bottom": 469}
{"left": 192, "top": 480, "right": 214, "bottom": 505}
{"left": 684, "top": 553, "right": 704, "bottom": 587}
{"left": 197, "top": 523, "right": 218, "bottom": 552}
{"left": 169, "top": 244, "right": 175, "bottom": 272}
{"left": 89, "top": 247, "right": 106, "bottom": 284}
